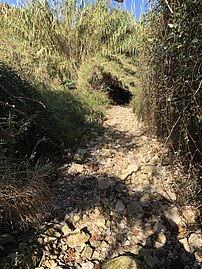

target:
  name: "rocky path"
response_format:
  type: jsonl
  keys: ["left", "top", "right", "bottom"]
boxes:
{"left": 1, "top": 106, "right": 201, "bottom": 269}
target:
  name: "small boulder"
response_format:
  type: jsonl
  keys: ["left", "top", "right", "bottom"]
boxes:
{"left": 102, "top": 255, "right": 144, "bottom": 269}
{"left": 81, "top": 245, "right": 93, "bottom": 259}
{"left": 68, "top": 163, "right": 85, "bottom": 173}
{"left": 67, "top": 228, "right": 90, "bottom": 248}
{"left": 188, "top": 232, "right": 202, "bottom": 252}
{"left": 61, "top": 223, "right": 73, "bottom": 236}
{"left": 182, "top": 206, "right": 200, "bottom": 224}
{"left": 163, "top": 207, "right": 182, "bottom": 227}
{"left": 114, "top": 200, "right": 125, "bottom": 212}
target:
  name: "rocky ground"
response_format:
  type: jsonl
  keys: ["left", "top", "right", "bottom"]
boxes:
{"left": 0, "top": 105, "right": 202, "bottom": 269}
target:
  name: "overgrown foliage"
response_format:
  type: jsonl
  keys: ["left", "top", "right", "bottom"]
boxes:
{"left": 0, "top": 0, "right": 138, "bottom": 227}
{"left": 136, "top": 0, "right": 202, "bottom": 165}
{"left": 135, "top": 0, "right": 202, "bottom": 205}
{"left": 0, "top": 0, "right": 137, "bottom": 155}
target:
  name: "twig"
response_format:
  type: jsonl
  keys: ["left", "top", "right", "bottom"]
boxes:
{"left": 0, "top": 84, "right": 46, "bottom": 108}
{"left": 0, "top": 100, "right": 25, "bottom": 115}
{"left": 164, "top": 0, "right": 174, "bottom": 14}
{"left": 193, "top": 80, "right": 202, "bottom": 97}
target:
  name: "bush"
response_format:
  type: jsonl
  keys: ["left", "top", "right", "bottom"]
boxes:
{"left": 136, "top": 0, "right": 202, "bottom": 165}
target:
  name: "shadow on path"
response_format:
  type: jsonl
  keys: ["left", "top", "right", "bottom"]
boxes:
{"left": 0, "top": 110, "right": 200, "bottom": 269}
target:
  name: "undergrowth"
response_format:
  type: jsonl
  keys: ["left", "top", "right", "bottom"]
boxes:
{"left": 135, "top": 0, "right": 202, "bottom": 206}
{"left": 0, "top": 0, "right": 138, "bottom": 228}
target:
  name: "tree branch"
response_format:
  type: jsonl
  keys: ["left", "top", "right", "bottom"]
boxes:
{"left": 0, "top": 100, "right": 25, "bottom": 115}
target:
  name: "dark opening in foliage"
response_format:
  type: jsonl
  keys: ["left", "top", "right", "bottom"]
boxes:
{"left": 107, "top": 85, "right": 132, "bottom": 105}
{"left": 100, "top": 71, "right": 133, "bottom": 105}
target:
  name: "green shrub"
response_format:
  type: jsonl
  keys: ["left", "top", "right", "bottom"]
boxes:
{"left": 136, "top": 0, "right": 202, "bottom": 165}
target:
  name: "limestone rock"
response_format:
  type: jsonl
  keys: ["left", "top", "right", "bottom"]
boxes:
{"left": 44, "top": 259, "right": 57, "bottom": 268}
{"left": 194, "top": 251, "right": 202, "bottom": 263}
{"left": 90, "top": 240, "right": 102, "bottom": 248}
{"left": 61, "top": 223, "right": 72, "bottom": 236}
{"left": 163, "top": 206, "right": 182, "bottom": 226}
{"left": 102, "top": 255, "right": 144, "bottom": 269}
{"left": 156, "top": 231, "right": 166, "bottom": 245}
{"left": 182, "top": 206, "right": 200, "bottom": 224}
{"left": 81, "top": 245, "right": 93, "bottom": 259}
{"left": 141, "top": 164, "right": 156, "bottom": 174}
{"left": 69, "top": 163, "right": 85, "bottom": 173}
{"left": 67, "top": 229, "right": 90, "bottom": 248}
{"left": 159, "top": 189, "right": 177, "bottom": 202}
{"left": 95, "top": 216, "right": 106, "bottom": 228}
{"left": 188, "top": 232, "right": 202, "bottom": 252}
{"left": 179, "top": 238, "right": 191, "bottom": 253}
{"left": 119, "top": 164, "right": 139, "bottom": 180}
{"left": 45, "top": 228, "right": 61, "bottom": 238}
{"left": 82, "top": 261, "right": 94, "bottom": 269}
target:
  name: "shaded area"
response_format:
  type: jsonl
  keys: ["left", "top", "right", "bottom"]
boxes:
{"left": 1, "top": 123, "right": 200, "bottom": 268}
{"left": 107, "top": 85, "right": 133, "bottom": 105}
{"left": 101, "top": 71, "right": 133, "bottom": 105}
{"left": 0, "top": 62, "right": 103, "bottom": 232}
{"left": 0, "top": 62, "right": 99, "bottom": 159}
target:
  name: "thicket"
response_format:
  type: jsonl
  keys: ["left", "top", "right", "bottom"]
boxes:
{"left": 135, "top": 0, "right": 201, "bottom": 203}
{"left": 0, "top": 0, "right": 138, "bottom": 227}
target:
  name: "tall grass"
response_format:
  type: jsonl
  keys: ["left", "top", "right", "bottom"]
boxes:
{"left": 135, "top": 0, "right": 202, "bottom": 205}
{"left": 0, "top": 0, "right": 137, "bottom": 81}
{"left": 0, "top": 0, "right": 138, "bottom": 228}
{"left": 0, "top": 0, "right": 138, "bottom": 151}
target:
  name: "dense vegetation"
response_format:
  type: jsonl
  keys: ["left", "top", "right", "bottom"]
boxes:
{"left": 0, "top": 0, "right": 201, "bottom": 227}
{"left": 135, "top": 0, "right": 202, "bottom": 204}
{"left": 0, "top": 0, "right": 138, "bottom": 227}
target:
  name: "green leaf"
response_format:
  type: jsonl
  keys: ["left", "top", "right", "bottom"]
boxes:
{"left": 177, "top": 44, "right": 183, "bottom": 49}
{"left": 168, "top": 23, "right": 174, "bottom": 28}
{"left": 192, "top": 38, "right": 199, "bottom": 44}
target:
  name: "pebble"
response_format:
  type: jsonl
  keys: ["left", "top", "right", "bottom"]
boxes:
{"left": 114, "top": 200, "right": 125, "bottom": 212}
{"left": 2, "top": 106, "right": 200, "bottom": 269}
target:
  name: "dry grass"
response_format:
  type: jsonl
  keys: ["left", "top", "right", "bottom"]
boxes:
{"left": 0, "top": 180, "right": 54, "bottom": 227}
{"left": 0, "top": 158, "right": 54, "bottom": 228}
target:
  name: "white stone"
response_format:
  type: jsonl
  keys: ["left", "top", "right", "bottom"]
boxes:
{"left": 67, "top": 229, "right": 90, "bottom": 248}
{"left": 164, "top": 206, "right": 182, "bottom": 226}
{"left": 95, "top": 217, "right": 106, "bottom": 228}
{"left": 179, "top": 238, "right": 191, "bottom": 253}
{"left": 61, "top": 223, "right": 72, "bottom": 236}
{"left": 125, "top": 240, "right": 131, "bottom": 246}
{"left": 188, "top": 232, "right": 202, "bottom": 252}
{"left": 68, "top": 163, "right": 84, "bottom": 173}
{"left": 81, "top": 261, "right": 94, "bottom": 269}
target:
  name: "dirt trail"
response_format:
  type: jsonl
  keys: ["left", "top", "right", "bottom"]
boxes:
{"left": 2, "top": 105, "right": 201, "bottom": 269}
{"left": 44, "top": 105, "right": 201, "bottom": 269}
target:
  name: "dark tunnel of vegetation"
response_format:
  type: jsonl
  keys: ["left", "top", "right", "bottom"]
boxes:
{"left": 107, "top": 85, "right": 133, "bottom": 105}
{"left": 102, "top": 73, "right": 133, "bottom": 105}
